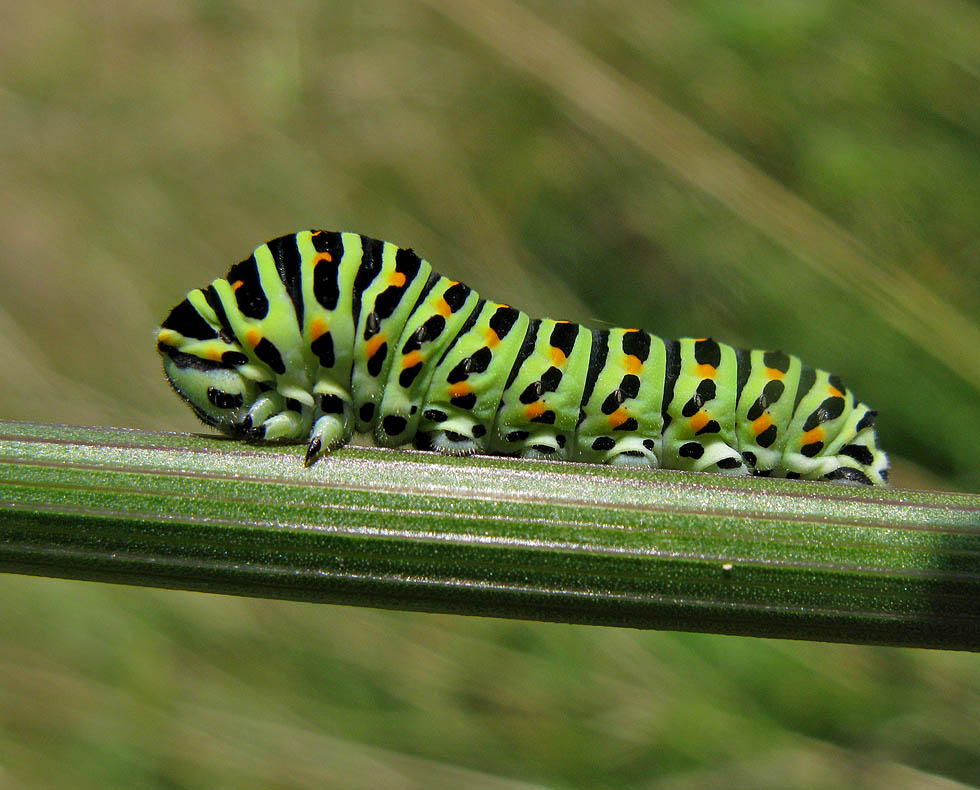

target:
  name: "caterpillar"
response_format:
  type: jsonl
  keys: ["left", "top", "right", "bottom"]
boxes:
{"left": 156, "top": 230, "right": 889, "bottom": 485}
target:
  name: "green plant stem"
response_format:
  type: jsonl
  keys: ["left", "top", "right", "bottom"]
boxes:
{"left": 1, "top": 419, "right": 978, "bottom": 650}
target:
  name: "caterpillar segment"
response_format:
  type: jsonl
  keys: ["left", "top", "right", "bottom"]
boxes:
{"left": 375, "top": 276, "right": 481, "bottom": 448}
{"left": 157, "top": 230, "right": 889, "bottom": 485}
{"left": 661, "top": 338, "right": 742, "bottom": 474}
{"left": 575, "top": 328, "right": 666, "bottom": 466}
{"left": 489, "top": 319, "right": 592, "bottom": 460}
{"left": 733, "top": 348, "right": 802, "bottom": 476}
{"left": 419, "top": 301, "right": 530, "bottom": 455}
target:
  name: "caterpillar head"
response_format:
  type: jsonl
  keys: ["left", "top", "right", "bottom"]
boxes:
{"left": 158, "top": 343, "right": 260, "bottom": 436}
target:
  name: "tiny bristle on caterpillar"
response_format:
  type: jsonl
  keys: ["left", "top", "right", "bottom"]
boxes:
{"left": 157, "top": 230, "right": 888, "bottom": 484}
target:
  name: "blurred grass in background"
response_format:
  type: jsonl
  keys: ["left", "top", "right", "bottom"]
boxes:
{"left": 1, "top": 1, "right": 978, "bottom": 786}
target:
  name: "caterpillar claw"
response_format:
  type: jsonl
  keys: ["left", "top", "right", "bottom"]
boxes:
{"left": 304, "top": 414, "right": 349, "bottom": 466}
{"left": 304, "top": 436, "right": 322, "bottom": 467}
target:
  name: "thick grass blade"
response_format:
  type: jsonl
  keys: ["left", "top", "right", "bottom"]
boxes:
{"left": 1, "top": 419, "right": 977, "bottom": 651}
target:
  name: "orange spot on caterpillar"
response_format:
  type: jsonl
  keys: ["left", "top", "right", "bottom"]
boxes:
{"left": 232, "top": 280, "right": 244, "bottom": 291}
{"left": 766, "top": 368, "right": 785, "bottom": 380}
{"left": 550, "top": 347, "right": 567, "bottom": 366}
{"left": 205, "top": 349, "right": 223, "bottom": 361}
{"left": 449, "top": 382, "right": 470, "bottom": 399}
{"left": 689, "top": 411, "right": 710, "bottom": 433}
{"left": 389, "top": 271, "right": 407, "bottom": 288}
{"left": 314, "top": 252, "right": 333, "bottom": 264}
{"left": 802, "top": 427, "right": 824, "bottom": 445}
{"left": 524, "top": 402, "right": 546, "bottom": 420}
{"left": 828, "top": 385, "right": 844, "bottom": 398}
{"left": 365, "top": 333, "right": 386, "bottom": 358}
{"left": 608, "top": 408, "right": 630, "bottom": 428}
{"left": 485, "top": 329, "right": 500, "bottom": 348}
{"left": 402, "top": 351, "right": 423, "bottom": 370}
{"left": 624, "top": 355, "right": 642, "bottom": 375}
{"left": 696, "top": 363, "right": 716, "bottom": 378}
{"left": 309, "top": 318, "right": 328, "bottom": 341}
{"left": 436, "top": 298, "right": 452, "bottom": 317}
{"left": 245, "top": 329, "right": 260, "bottom": 347}
{"left": 752, "top": 413, "right": 773, "bottom": 436}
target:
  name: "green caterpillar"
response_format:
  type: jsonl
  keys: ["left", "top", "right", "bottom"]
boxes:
{"left": 157, "top": 230, "right": 889, "bottom": 484}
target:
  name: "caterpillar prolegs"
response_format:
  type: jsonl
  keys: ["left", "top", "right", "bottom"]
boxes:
{"left": 156, "top": 230, "right": 889, "bottom": 485}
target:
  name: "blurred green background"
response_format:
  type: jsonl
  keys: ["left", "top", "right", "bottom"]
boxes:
{"left": 1, "top": 1, "right": 978, "bottom": 787}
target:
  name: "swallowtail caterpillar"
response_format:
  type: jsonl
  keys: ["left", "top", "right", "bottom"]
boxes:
{"left": 157, "top": 230, "right": 888, "bottom": 484}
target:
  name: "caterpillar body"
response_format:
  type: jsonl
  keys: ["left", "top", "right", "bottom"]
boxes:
{"left": 157, "top": 230, "right": 889, "bottom": 484}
